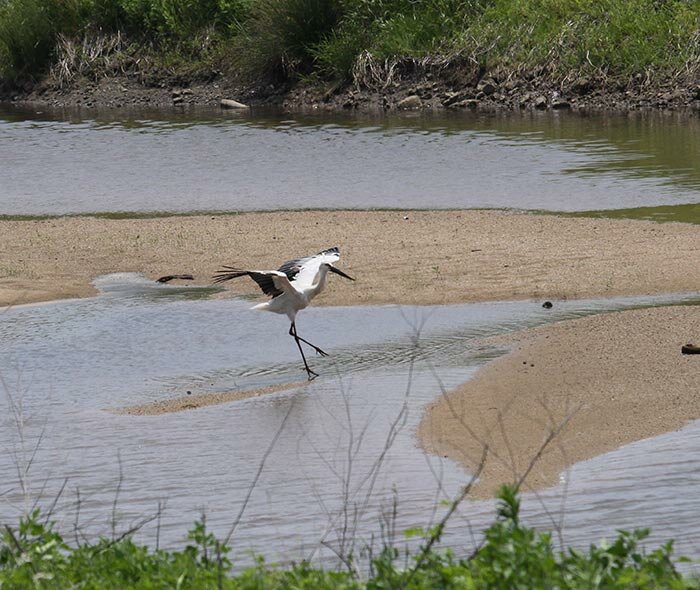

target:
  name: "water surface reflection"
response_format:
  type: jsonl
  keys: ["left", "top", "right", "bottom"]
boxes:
{"left": 1, "top": 274, "right": 698, "bottom": 567}
{"left": 1, "top": 105, "right": 698, "bottom": 215}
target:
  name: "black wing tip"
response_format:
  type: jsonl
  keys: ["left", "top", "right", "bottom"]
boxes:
{"left": 212, "top": 268, "right": 248, "bottom": 283}
{"left": 318, "top": 246, "right": 340, "bottom": 256}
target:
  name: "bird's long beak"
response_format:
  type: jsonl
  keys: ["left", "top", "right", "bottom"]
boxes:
{"left": 329, "top": 265, "right": 355, "bottom": 281}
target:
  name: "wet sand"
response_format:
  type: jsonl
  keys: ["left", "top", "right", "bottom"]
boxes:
{"left": 1, "top": 210, "right": 698, "bottom": 308}
{"left": 418, "top": 305, "right": 700, "bottom": 497}
{"left": 2, "top": 209, "right": 699, "bottom": 491}
{"left": 117, "top": 381, "right": 306, "bottom": 415}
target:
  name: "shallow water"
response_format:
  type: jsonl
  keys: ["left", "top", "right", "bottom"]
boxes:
{"left": 567, "top": 202, "right": 700, "bottom": 224}
{"left": 1, "top": 105, "right": 699, "bottom": 215}
{"left": 1, "top": 274, "right": 698, "bottom": 566}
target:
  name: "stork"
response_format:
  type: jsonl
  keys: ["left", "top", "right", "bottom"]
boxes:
{"left": 213, "top": 247, "right": 354, "bottom": 380}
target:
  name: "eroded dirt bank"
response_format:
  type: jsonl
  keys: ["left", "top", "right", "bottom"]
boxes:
{"left": 3, "top": 63, "right": 700, "bottom": 113}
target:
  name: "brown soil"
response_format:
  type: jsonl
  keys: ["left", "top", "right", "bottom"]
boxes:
{"left": 418, "top": 305, "right": 700, "bottom": 498}
{"left": 280, "top": 66, "right": 700, "bottom": 114}
{"left": 5, "top": 76, "right": 236, "bottom": 110}
{"left": 3, "top": 61, "right": 700, "bottom": 113}
{"left": 1, "top": 210, "right": 698, "bottom": 308}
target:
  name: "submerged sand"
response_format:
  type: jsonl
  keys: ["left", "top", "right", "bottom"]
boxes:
{"left": 2, "top": 210, "right": 699, "bottom": 490}
{"left": 117, "top": 381, "right": 306, "bottom": 415}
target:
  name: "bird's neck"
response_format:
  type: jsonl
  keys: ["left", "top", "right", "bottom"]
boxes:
{"left": 306, "top": 266, "right": 329, "bottom": 300}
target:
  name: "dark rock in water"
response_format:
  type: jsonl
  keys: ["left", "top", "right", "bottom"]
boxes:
{"left": 552, "top": 99, "right": 571, "bottom": 109}
{"left": 681, "top": 343, "right": 700, "bottom": 355}
{"left": 442, "top": 91, "right": 464, "bottom": 106}
{"left": 534, "top": 95, "right": 548, "bottom": 109}
{"left": 542, "top": 301, "right": 553, "bottom": 309}
{"left": 156, "top": 274, "right": 195, "bottom": 283}
{"left": 458, "top": 99, "right": 479, "bottom": 109}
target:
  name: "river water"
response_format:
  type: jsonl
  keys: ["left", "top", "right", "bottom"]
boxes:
{"left": 1, "top": 276, "right": 699, "bottom": 566}
{"left": 1, "top": 105, "right": 699, "bottom": 216}
{"left": 1, "top": 104, "right": 699, "bottom": 568}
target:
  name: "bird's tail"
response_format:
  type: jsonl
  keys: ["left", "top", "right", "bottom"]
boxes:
{"left": 212, "top": 266, "right": 249, "bottom": 284}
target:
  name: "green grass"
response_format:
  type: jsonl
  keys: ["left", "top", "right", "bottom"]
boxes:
{"left": 0, "top": 0, "right": 86, "bottom": 82}
{"left": 466, "top": 0, "right": 700, "bottom": 78}
{"left": 302, "top": 0, "right": 700, "bottom": 84}
{"left": 0, "top": 0, "right": 251, "bottom": 84}
{"left": 232, "top": 0, "right": 342, "bottom": 81}
{"left": 0, "top": 0, "right": 699, "bottom": 88}
{"left": 1, "top": 486, "right": 696, "bottom": 588}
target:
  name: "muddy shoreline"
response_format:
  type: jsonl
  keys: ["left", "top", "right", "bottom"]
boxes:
{"left": 3, "top": 62, "right": 700, "bottom": 114}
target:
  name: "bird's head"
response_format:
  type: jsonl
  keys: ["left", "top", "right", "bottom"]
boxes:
{"left": 327, "top": 264, "right": 355, "bottom": 281}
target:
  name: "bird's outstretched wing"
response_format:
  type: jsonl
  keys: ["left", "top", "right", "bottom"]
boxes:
{"left": 214, "top": 248, "right": 342, "bottom": 295}
{"left": 283, "top": 247, "right": 342, "bottom": 290}
{"left": 212, "top": 267, "right": 291, "bottom": 298}
{"left": 277, "top": 247, "right": 340, "bottom": 282}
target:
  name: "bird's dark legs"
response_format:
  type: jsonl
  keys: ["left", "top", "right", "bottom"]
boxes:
{"left": 289, "top": 322, "right": 319, "bottom": 380}
{"left": 288, "top": 323, "right": 329, "bottom": 357}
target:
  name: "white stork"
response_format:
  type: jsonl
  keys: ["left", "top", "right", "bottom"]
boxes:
{"left": 213, "top": 247, "right": 355, "bottom": 380}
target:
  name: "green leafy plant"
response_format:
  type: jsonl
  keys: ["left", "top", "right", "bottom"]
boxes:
{"left": 0, "top": 487, "right": 693, "bottom": 588}
{"left": 2, "top": 0, "right": 699, "bottom": 89}
{"left": 0, "top": 0, "right": 86, "bottom": 83}
{"left": 234, "top": 0, "right": 343, "bottom": 82}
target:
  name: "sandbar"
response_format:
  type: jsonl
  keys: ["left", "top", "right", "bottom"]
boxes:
{"left": 418, "top": 305, "right": 700, "bottom": 497}
{"left": 1, "top": 210, "right": 698, "bottom": 308}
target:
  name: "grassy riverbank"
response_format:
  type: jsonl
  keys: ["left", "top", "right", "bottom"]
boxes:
{"left": 1, "top": 0, "right": 698, "bottom": 110}
{"left": 1, "top": 488, "right": 696, "bottom": 588}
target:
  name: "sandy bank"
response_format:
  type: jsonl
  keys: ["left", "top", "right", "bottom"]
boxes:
{"left": 418, "top": 305, "right": 700, "bottom": 498}
{"left": 116, "top": 381, "right": 306, "bottom": 415}
{"left": 1, "top": 210, "right": 698, "bottom": 308}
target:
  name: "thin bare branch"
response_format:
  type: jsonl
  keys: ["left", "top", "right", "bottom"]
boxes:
{"left": 405, "top": 445, "right": 489, "bottom": 586}
{"left": 224, "top": 398, "right": 295, "bottom": 545}
{"left": 111, "top": 451, "right": 124, "bottom": 541}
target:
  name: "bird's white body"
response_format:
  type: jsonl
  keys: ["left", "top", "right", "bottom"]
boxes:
{"left": 251, "top": 260, "right": 332, "bottom": 321}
